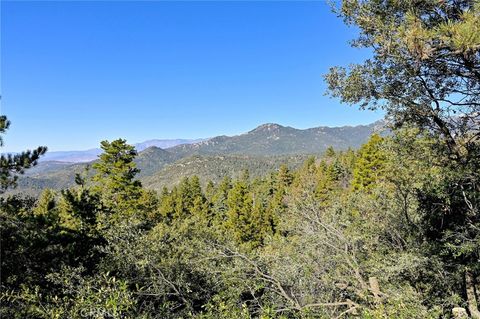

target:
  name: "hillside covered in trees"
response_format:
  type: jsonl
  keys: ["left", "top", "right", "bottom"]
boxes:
{"left": 10, "top": 121, "right": 382, "bottom": 196}
{"left": 2, "top": 129, "right": 479, "bottom": 318}
{"left": 1, "top": 0, "right": 480, "bottom": 318}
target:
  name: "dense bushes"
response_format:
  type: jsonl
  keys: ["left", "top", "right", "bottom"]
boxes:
{"left": 2, "top": 131, "right": 479, "bottom": 318}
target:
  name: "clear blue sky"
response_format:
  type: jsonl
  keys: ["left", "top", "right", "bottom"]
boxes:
{"left": 1, "top": 1, "right": 383, "bottom": 152}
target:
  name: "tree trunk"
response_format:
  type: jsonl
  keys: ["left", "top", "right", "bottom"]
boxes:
{"left": 476, "top": 275, "right": 480, "bottom": 308}
{"left": 466, "top": 270, "right": 480, "bottom": 319}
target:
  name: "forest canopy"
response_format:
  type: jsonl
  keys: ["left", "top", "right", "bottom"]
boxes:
{"left": 1, "top": 1, "right": 480, "bottom": 318}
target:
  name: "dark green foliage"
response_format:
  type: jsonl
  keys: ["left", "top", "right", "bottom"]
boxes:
{"left": 325, "top": 1, "right": 480, "bottom": 316}
{"left": 418, "top": 160, "right": 480, "bottom": 276}
{"left": 225, "top": 178, "right": 255, "bottom": 245}
{"left": 2, "top": 2, "right": 479, "bottom": 315}
{"left": 325, "top": 1, "right": 480, "bottom": 164}
{"left": 352, "top": 134, "right": 387, "bottom": 191}
{"left": 92, "top": 139, "right": 142, "bottom": 206}
{"left": 142, "top": 154, "right": 309, "bottom": 192}
{"left": 3, "top": 133, "right": 476, "bottom": 318}
{"left": 0, "top": 115, "right": 47, "bottom": 192}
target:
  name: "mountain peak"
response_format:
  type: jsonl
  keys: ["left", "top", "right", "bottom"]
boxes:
{"left": 141, "top": 146, "right": 167, "bottom": 154}
{"left": 250, "top": 123, "right": 284, "bottom": 133}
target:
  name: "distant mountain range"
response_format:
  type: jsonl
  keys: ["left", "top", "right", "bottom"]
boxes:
{"left": 10, "top": 121, "right": 385, "bottom": 195}
{"left": 166, "top": 122, "right": 383, "bottom": 157}
{"left": 41, "top": 139, "right": 206, "bottom": 163}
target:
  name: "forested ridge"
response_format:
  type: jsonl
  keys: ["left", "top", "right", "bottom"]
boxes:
{"left": 9, "top": 121, "right": 381, "bottom": 196}
{"left": 1, "top": 0, "right": 480, "bottom": 318}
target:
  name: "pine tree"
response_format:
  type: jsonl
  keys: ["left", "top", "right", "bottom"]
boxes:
{"left": 277, "top": 164, "right": 293, "bottom": 188}
{"left": 205, "top": 180, "right": 215, "bottom": 202}
{"left": 92, "top": 139, "right": 142, "bottom": 208}
{"left": 34, "top": 189, "right": 60, "bottom": 230}
{"left": 315, "top": 161, "right": 338, "bottom": 206}
{"left": 0, "top": 115, "right": 47, "bottom": 192}
{"left": 159, "top": 186, "right": 175, "bottom": 222}
{"left": 175, "top": 178, "right": 194, "bottom": 219}
{"left": 189, "top": 175, "right": 204, "bottom": 202}
{"left": 262, "top": 165, "right": 292, "bottom": 233}
{"left": 34, "top": 189, "right": 57, "bottom": 217}
{"left": 211, "top": 176, "right": 232, "bottom": 224}
{"left": 352, "top": 134, "right": 386, "bottom": 191}
{"left": 58, "top": 186, "right": 102, "bottom": 235}
{"left": 226, "top": 179, "right": 253, "bottom": 245}
{"left": 325, "top": 146, "right": 336, "bottom": 158}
